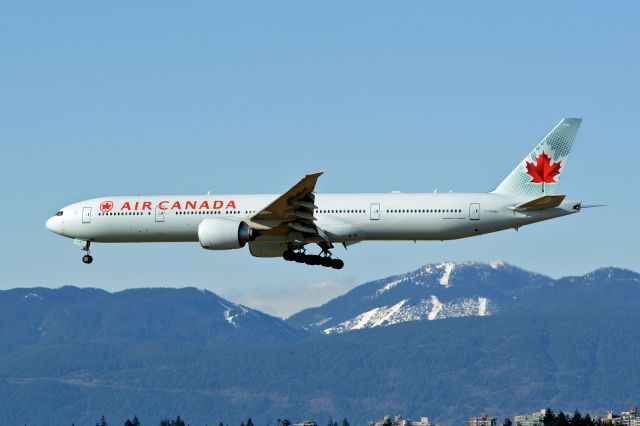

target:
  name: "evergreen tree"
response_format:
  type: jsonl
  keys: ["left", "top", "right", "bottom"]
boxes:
{"left": 124, "top": 416, "right": 141, "bottom": 426}
{"left": 173, "top": 416, "right": 186, "bottom": 426}
{"left": 584, "top": 415, "right": 595, "bottom": 426}
{"left": 96, "top": 416, "right": 108, "bottom": 426}
{"left": 554, "top": 412, "right": 570, "bottom": 426}
{"left": 383, "top": 417, "right": 392, "bottom": 426}
{"left": 247, "top": 418, "right": 254, "bottom": 426}
{"left": 343, "top": 417, "right": 350, "bottom": 426}
{"left": 160, "top": 419, "right": 171, "bottom": 426}
{"left": 544, "top": 409, "right": 556, "bottom": 426}
{"left": 283, "top": 419, "right": 291, "bottom": 426}
{"left": 503, "top": 418, "right": 513, "bottom": 426}
{"left": 571, "top": 410, "right": 583, "bottom": 426}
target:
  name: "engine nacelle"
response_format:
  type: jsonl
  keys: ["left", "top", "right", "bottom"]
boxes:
{"left": 198, "top": 218, "right": 255, "bottom": 250}
{"left": 248, "top": 241, "right": 290, "bottom": 258}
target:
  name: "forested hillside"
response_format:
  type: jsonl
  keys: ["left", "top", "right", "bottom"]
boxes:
{"left": 1, "top": 266, "right": 638, "bottom": 426}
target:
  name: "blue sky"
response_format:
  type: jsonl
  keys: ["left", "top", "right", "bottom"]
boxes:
{"left": 1, "top": 2, "right": 638, "bottom": 317}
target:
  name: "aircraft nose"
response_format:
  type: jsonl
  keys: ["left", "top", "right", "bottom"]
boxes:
{"left": 46, "top": 216, "right": 64, "bottom": 235}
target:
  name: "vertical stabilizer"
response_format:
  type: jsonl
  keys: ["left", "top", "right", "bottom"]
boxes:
{"left": 493, "top": 118, "right": 582, "bottom": 197}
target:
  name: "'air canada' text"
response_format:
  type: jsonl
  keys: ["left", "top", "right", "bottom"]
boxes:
{"left": 118, "top": 200, "right": 237, "bottom": 211}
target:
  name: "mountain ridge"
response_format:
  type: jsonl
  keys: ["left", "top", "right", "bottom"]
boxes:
{"left": 1, "top": 263, "right": 639, "bottom": 426}
{"left": 286, "top": 262, "right": 640, "bottom": 333}
{"left": 0, "top": 285, "right": 306, "bottom": 356}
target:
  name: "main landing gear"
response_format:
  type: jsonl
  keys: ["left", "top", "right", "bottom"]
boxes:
{"left": 80, "top": 241, "right": 93, "bottom": 264}
{"left": 282, "top": 248, "right": 344, "bottom": 269}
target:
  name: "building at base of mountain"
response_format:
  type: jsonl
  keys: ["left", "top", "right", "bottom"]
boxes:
{"left": 369, "top": 415, "right": 434, "bottom": 426}
{"left": 294, "top": 421, "right": 317, "bottom": 426}
{"left": 601, "top": 406, "right": 639, "bottom": 426}
{"left": 468, "top": 413, "right": 497, "bottom": 426}
{"left": 514, "top": 409, "right": 546, "bottom": 426}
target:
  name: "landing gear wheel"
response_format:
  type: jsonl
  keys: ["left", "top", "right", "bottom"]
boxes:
{"left": 293, "top": 252, "right": 306, "bottom": 263}
{"left": 320, "top": 256, "right": 333, "bottom": 267}
{"left": 282, "top": 250, "right": 295, "bottom": 261}
{"left": 80, "top": 241, "right": 93, "bottom": 264}
{"left": 330, "top": 259, "right": 344, "bottom": 270}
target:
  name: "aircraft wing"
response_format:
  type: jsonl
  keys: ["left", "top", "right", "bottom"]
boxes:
{"left": 247, "top": 172, "right": 325, "bottom": 239}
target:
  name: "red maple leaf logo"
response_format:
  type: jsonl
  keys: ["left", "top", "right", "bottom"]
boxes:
{"left": 525, "top": 152, "right": 561, "bottom": 193}
{"left": 100, "top": 201, "right": 114, "bottom": 212}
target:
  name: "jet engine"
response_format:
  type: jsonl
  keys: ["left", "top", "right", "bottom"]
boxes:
{"left": 198, "top": 218, "right": 256, "bottom": 250}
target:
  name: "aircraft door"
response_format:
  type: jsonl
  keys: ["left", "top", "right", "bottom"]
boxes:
{"left": 469, "top": 203, "right": 480, "bottom": 220}
{"left": 82, "top": 207, "right": 92, "bottom": 223}
{"left": 370, "top": 203, "right": 380, "bottom": 220}
{"left": 155, "top": 206, "right": 165, "bottom": 222}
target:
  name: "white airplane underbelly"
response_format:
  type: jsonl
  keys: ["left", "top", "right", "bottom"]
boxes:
{"left": 85, "top": 217, "right": 199, "bottom": 243}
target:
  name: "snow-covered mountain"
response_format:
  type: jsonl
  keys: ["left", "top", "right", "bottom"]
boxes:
{"left": 286, "top": 261, "right": 640, "bottom": 334}
{"left": 4, "top": 264, "right": 638, "bottom": 348}
{"left": 1, "top": 265, "right": 639, "bottom": 426}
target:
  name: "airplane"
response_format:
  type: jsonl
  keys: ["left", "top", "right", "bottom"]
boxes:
{"left": 46, "top": 118, "right": 592, "bottom": 269}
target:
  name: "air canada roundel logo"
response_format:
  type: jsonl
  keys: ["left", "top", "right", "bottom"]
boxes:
{"left": 100, "top": 201, "right": 114, "bottom": 212}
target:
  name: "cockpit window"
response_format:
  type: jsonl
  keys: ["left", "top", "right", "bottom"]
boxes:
{"left": 56, "top": 211, "right": 63, "bottom": 216}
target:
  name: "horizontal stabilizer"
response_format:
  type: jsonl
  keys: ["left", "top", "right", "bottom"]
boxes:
{"left": 510, "top": 195, "right": 566, "bottom": 212}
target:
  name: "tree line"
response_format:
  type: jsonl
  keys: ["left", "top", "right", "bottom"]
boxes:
{"left": 73, "top": 409, "right": 614, "bottom": 426}
{"left": 88, "top": 415, "right": 352, "bottom": 426}
{"left": 503, "top": 408, "right": 604, "bottom": 426}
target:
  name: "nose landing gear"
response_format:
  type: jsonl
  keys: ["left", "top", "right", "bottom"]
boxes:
{"left": 80, "top": 241, "right": 93, "bottom": 264}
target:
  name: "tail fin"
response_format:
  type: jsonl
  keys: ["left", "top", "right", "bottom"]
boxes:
{"left": 493, "top": 118, "right": 582, "bottom": 197}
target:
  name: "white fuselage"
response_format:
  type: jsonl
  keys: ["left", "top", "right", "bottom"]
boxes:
{"left": 45, "top": 118, "right": 586, "bottom": 265}
{"left": 46, "top": 192, "right": 580, "bottom": 246}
